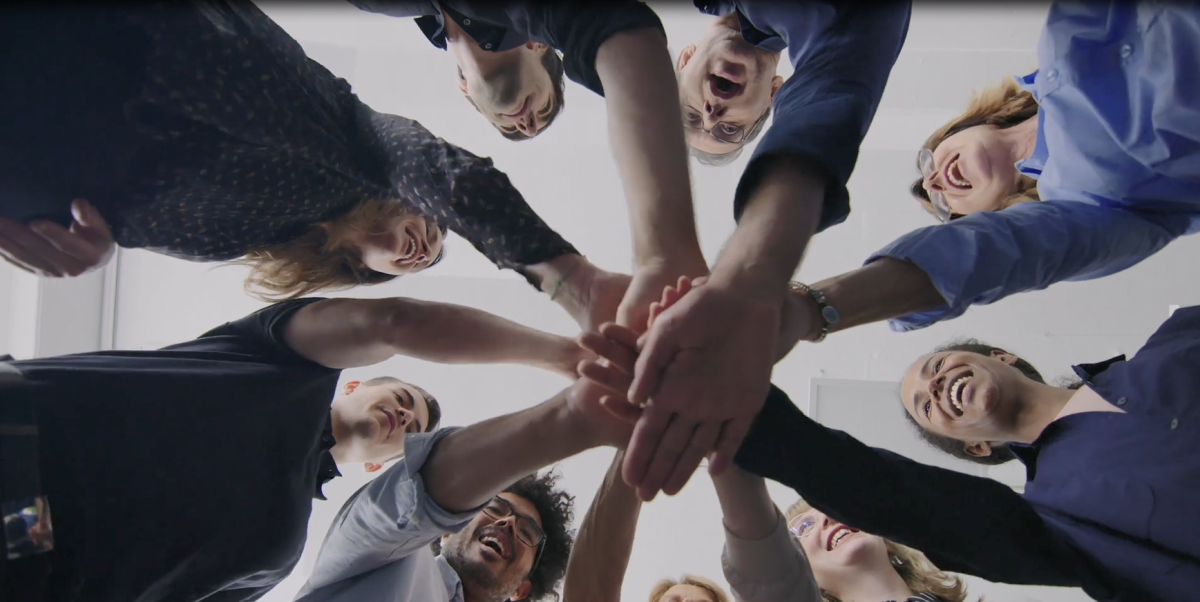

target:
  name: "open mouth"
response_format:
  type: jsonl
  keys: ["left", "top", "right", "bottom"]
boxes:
{"left": 943, "top": 155, "right": 972, "bottom": 190}
{"left": 399, "top": 228, "right": 426, "bottom": 264}
{"left": 502, "top": 96, "right": 531, "bottom": 118}
{"left": 707, "top": 74, "right": 743, "bottom": 100}
{"left": 478, "top": 529, "right": 512, "bottom": 561}
{"left": 945, "top": 372, "right": 973, "bottom": 417}
{"left": 826, "top": 525, "right": 858, "bottom": 551}
{"left": 381, "top": 408, "right": 398, "bottom": 439}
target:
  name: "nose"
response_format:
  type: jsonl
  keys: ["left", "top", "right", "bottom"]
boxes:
{"left": 702, "top": 100, "right": 727, "bottom": 119}
{"left": 929, "top": 372, "right": 946, "bottom": 400}
{"left": 516, "top": 113, "right": 537, "bottom": 136}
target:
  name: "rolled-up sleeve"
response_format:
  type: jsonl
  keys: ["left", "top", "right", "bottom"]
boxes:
{"left": 733, "top": 1, "right": 911, "bottom": 232}
{"left": 303, "top": 428, "right": 479, "bottom": 591}
{"left": 362, "top": 107, "right": 578, "bottom": 275}
{"left": 722, "top": 509, "right": 821, "bottom": 602}
{"left": 868, "top": 201, "right": 1184, "bottom": 331}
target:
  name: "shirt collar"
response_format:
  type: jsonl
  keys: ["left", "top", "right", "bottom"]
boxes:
{"left": 313, "top": 413, "right": 342, "bottom": 501}
{"left": 437, "top": 555, "right": 466, "bottom": 602}
{"left": 1012, "top": 72, "right": 1049, "bottom": 178}
{"left": 415, "top": 4, "right": 508, "bottom": 52}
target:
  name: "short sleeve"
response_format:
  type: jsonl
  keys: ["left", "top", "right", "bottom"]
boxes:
{"left": 531, "top": 1, "right": 666, "bottom": 96}
{"left": 184, "top": 298, "right": 330, "bottom": 366}
{"left": 722, "top": 509, "right": 821, "bottom": 602}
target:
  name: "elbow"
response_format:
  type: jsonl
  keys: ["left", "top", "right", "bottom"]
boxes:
{"left": 376, "top": 298, "right": 422, "bottom": 349}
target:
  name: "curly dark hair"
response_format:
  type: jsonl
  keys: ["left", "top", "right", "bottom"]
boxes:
{"left": 505, "top": 470, "right": 575, "bottom": 602}
{"left": 903, "top": 338, "right": 1086, "bottom": 466}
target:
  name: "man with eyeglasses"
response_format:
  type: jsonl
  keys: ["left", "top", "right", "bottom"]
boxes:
{"left": 293, "top": 377, "right": 631, "bottom": 602}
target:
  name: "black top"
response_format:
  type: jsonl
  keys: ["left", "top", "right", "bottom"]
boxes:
{"left": 14, "top": 298, "right": 342, "bottom": 601}
{"left": 0, "top": 3, "right": 575, "bottom": 274}
{"left": 734, "top": 310, "right": 1200, "bottom": 602}
{"left": 347, "top": 0, "right": 666, "bottom": 96}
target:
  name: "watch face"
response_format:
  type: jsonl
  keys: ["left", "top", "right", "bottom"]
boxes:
{"left": 822, "top": 306, "right": 840, "bottom": 324}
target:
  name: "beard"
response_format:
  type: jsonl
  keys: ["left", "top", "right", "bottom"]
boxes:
{"left": 476, "top": 61, "right": 524, "bottom": 108}
{"left": 442, "top": 527, "right": 524, "bottom": 602}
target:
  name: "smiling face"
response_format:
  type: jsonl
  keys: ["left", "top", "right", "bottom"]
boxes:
{"left": 920, "top": 124, "right": 1026, "bottom": 217}
{"left": 900, "top": 350, "right": 1029, "bottom": 453}
{"left": 442, "top": 493, "right": 544, "bottom": 602}
{"left": 329, "top": 379, "right": 431, "bottom": 467}
{"left": 459, "top": 44, "right": 557, "bottom": 140}
{"left": 346, "top": 213, "right": 444, "bottom": 277}
{"left": 658, "top": 583, "right": 719, "bottom": 602}
{"left": 676, "top": 21, "right": 782, "bottom": 156}
{"left": 788, "top": 508, "right": 891, "bottom": 587}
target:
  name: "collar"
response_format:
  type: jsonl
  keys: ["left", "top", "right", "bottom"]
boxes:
{"left": 313, "top": 414, "right": 342, "bottom": 501}
{"left": 690, "top": 1, "right": 785, "bottom": 52}
{"left": 1072, "top": 355, "right": 1127, "bottom": 383}
{"left": 1011, "top": 72, "right": 1048, "bottom": 178}
{"left": 437, "top": 554, "right": 466, "bottom": 601}
{"left": 415, "top": 4, "right": 508, "bottom": 52}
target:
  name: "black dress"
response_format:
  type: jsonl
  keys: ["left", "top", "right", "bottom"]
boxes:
{"left": 0, "top": 2, "right": 576, "bottom": 273}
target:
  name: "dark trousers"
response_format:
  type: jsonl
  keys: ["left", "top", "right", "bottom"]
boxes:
{"left": 0, "top": 364, "right": 55, "bottom": 601}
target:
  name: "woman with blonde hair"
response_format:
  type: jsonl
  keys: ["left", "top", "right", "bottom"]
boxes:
{"left": 646, "top": 575, "right": 730, "bottom": 602}
{"left": 785, "top": 500, "right": 966, "bottom": 602}
{"left": 0, "top": 4, "right": 602, "bottom": 306}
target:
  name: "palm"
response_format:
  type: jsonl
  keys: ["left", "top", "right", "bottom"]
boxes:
{"left": 567, "top": 378, "right": 633, "bottom": 447}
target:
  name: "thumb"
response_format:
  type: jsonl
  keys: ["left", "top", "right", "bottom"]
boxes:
{"left": 628, "top": 326, "right": 677, "bottom": 406}
{"left": 600, "top": 395, "right": 642, "bottom": 424}
{"left": 71, "top": 199, "right": 111, "bottom": 234}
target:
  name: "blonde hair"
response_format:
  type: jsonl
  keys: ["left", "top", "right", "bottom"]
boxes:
{"left": 647, "top": 575, "right": 730, "bottom": 602}
{"left": 911, "top": 77, "right": 1042, "bottom": 220}
{"left": 785, "top": 501, "right": 969, "bottom": 602}
{"left": 236, "top": 199, "right": 411, "bottom": 302}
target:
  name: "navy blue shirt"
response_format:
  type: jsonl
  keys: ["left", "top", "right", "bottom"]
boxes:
{"left": 347, "top": 0, "right": 665, "bottom": 96}
{"left": 693, "top": 0, "right": 910, "bottom": 231}
{"left": 735, "top": 307, "right": 1200, "bottom": 602}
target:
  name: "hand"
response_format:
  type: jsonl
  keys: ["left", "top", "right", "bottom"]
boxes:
{"left": 624, "top": 274, "right": 779, "bottom": 500}
{"left": 27, "top": 521, "right": 52, "bottom": 548}
{"left": 547, "top": 336, "right": 599, "bottom": 381}
{"left": 0, "top": 199, "right": 115, "bottom": 277}
{"left": 565, "top": 374, "right": 636, "bottom": 448}
{"left": 553, "top": 260, "right": 633, "bottom": 334}
{"left": 616, "top": 257, "right": 709, "bottom": 334}
{"left": 685, "top": 276, "right": 816, "bottom": 363}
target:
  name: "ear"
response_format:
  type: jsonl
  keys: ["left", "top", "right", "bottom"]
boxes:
{"left": 990, "top": 350, "right": 1019, "bottom": 366}
{"left": 963, "top": 441, "right": 994, "bottom": 458}
{"left": 677, "top": 44, "right": 698, "bottom": 72}
{"left": 343, "top": 380, "right": 362, "bottom": 395}
{"left": 508, "top": 579, "right": 533, "bottom": 601}
{"left": 769, "top": 74, "right": 784, "bottom": 100}
{"left": 363, "top": 462, "right": 383, "bottom": 473}
{"left": 457, "top": 75, "right": 469, "bottom": 95}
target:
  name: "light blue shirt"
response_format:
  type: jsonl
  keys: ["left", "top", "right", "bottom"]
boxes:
{"left": 293, "top": 427, "right": 479, "bottom": 602}
{"left": 871, "top": 0, "right": 1200, "bottom": 331}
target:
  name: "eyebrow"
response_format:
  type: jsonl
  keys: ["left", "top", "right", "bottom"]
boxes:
{"left": 395, "top": 389, "right": 424, "bottom": 434}
{"left": 910, "top": 355, "right": 936, "bottom": 420}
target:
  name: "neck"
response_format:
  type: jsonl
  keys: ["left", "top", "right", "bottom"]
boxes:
{"left": 327, "top": 408, "right": 355, "bottom": 465}
{"left": 1011, "top": 381, "right": 1076, "bottom": 444}
{"left": 1002, "top": 115, "right": 1040, "bottom": 164}
{"left": 442, "top": 10, "right": 509, "bottom": 80}
{"left": 826, "top": 563, "right": 914, "bottom": 602}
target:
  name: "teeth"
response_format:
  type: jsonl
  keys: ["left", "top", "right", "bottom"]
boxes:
{"left": 832, "top": 530, "right": 850, "bottom": 549}
{"left": 480, "top": 535, "right": 505, "bottom": 556}
{"left": 950, "top": 375, "right": 971, "bottom": 412}
{"left": 947, "top": 161, "right": 971, "bottom": 187}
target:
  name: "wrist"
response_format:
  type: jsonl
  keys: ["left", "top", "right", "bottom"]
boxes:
{"left": 789, "top": 284, "right": 828, "bottom": 342}
{"left": 527, "top": 254, "right": 587, "bottom": 294}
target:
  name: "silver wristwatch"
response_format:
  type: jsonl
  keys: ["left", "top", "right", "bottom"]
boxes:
{"left": 788, "top": 281, "right": 839, "bottom": 343}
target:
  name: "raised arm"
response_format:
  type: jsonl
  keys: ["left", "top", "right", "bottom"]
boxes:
{"left": 562, "top": 451, "right": 642, "bottom": 602}
{"left": 282, "top": 296, "right": 582, "bottom": 377}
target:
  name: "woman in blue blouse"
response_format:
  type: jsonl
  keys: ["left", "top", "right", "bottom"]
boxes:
{"left": 762, "top": 1, "right": 1200, "bottom": 348}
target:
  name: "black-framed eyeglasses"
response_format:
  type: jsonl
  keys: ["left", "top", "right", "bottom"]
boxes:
{"left": 481, "top": 496, "right": 546, "bottom": 573}
{"left": 683, "top": 106, "right": 750, "bottom": 144}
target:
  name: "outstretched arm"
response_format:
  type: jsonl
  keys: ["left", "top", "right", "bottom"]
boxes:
{"left": 562, "top": 451, "right": 642, "bottom": 602}
{"left": 283, "top": 296, "right": 584, "bottom": 378}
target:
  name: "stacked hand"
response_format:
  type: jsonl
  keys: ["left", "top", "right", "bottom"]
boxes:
{"left": 580, "top": 275, "right": 780, "bottom": 501}
{"left": 0, "top": 199, "right": 115, "bottom": 277}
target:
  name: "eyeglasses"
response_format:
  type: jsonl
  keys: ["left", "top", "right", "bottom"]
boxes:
{"left": 683, "top": 107, "right": 750, "bottom": 144}
{"left": 481, "top": 496, "right": 546, "bottom": 573}
{"left": 917, "top": 148, "right": 956, "bottom": 223}
{"left": 787, "top": 514, "right": 817, "bottom": 539}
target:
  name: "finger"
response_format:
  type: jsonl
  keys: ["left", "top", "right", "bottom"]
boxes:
{"left": 71, "top": 199, "right": 110, "bottom": 231}
{"left": 691, "top": 275, "right": 709, "bottom": 287}
{"left": 579, "top": 360, "right": 634, "bottom": 394}
{"left": 629, "top": 326, "right": 679, "bottom": 406}
{"left": 662, "top": 421, "right": 723, "bottom": 496}
{"left": 634, "top": 417, "right": 697, "bottom": 501}
{"left": 621, "top": 405, "right": 673, "bottom": 490}
{"left": 708, "top": 418, "right": 754, "bottom": 476}
{"left": 0, "top": 245, "right": 39, "bottom": 275}
{"left": 647, "top": 301, "right": 663, "bottom": 331}
{"left": 600, "top": 395, "right": 642, "bottom": 424}
{"left": 578, "top": 332, "right": 638, "bottom": 374}
{"left": 596, "top": 322, "right": 641, "bottom": 353}
{"left": 0, "top": 226, "right": 71, "bottom": 276}
{"left": 28, "top": 222, "right": 91, "bottom": 275}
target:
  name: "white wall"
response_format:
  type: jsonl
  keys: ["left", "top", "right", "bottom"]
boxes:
{"left": 19, "top": 2, "right": 1200, "bottom": 602}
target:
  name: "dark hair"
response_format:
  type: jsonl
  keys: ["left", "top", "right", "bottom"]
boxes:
{"left": 459, "top": 49, "right": 566, "bottom": 141}
{"left": 363, "top": 376, "right": 442, "bottom": 433}
{"left": 689, "top": 106, "right": 772, "bottom": 166}
{"left": 903, "top": 339, "right": 1044, "bottom": 466}
{"left": 507, "top": 470, "right": 575, "bottom": 602}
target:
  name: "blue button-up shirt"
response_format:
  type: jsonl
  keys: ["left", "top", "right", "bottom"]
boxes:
{"left": 736, "top": 306, "right": 1200, "bottom": 601}
{"left": 871, "top": 1, "right": 1200, "bottom": 331}
{"left": 294, "top": 427, "right": 480, "bottom": 602}
{"left": 693, "top": 0, "right": 911, "bottom": 231}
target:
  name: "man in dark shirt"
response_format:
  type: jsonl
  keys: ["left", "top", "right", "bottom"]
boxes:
{"left": 0, "top": 294, "right": 588, "bottom": 601}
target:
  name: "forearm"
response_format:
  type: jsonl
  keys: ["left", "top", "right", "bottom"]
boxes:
{"left": 595, "top": 29, "right": 703, "bottom": 268}
{"left": 421, "top": 390, "right": 592, "bottom": 513}
{"left": 811, "top": 258, "right": 943, "bottom": 335}
{"left": 711, "top": 157, "right": 825, "bottom": 296}
{"left": 712, "top": 467, "right": 777, "bottom": 542}
{"left": 563, "top": 451, "right": 642, "bottom": 602}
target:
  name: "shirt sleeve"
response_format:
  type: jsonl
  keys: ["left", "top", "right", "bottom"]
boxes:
{"left": 359, "top": 106, "right": 579, "bottom": 278}
{"left": 302, "top": 427, "right": 481, "bottom": 591}
{"left": 342, "top": 0, "right": 434, "bottom": 18}
{"left": 184, "top": 298, "right": 331, "bottom": 367}
{"left": 722, "top": 508, "right": 821, "bottom": 602}
{"left": 733, "top": 0, "right": 911, "bottom": 232}
{"left": 529, "top": 1, "right": 666, "bottom": 96}
{"left": 734, "top": 385, "right": 1095, "bottom": 588}
{"left": 868, "top": 201, "right": 1185, "bottom": 331}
